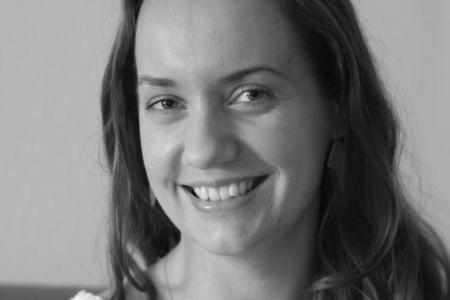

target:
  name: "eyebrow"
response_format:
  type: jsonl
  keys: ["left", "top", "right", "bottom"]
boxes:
{"left": 220, "top": 65, "right": 287, "bottom": 84}
{"left": 137, "top": 65, "right": 286, "bottom": 88}
{"left": 138, "top": 76, "right": 177, "bottom": 88}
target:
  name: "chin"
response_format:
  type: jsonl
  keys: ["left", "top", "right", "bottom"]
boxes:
{"left": 184, "top": 214, "right": 278, "bottom": 256}
{"left": 193, "top": 232, "right": 264, "bottom": 256}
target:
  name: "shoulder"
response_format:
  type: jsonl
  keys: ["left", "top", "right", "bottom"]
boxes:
{"left": 70, "top": 261, "right": 167, "bottom": 300}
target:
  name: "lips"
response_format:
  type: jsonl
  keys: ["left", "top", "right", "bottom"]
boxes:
{"left": 181, "top": 175, "right": 269, "bottom": 201}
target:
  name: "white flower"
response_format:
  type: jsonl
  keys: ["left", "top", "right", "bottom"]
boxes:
{"left": 70, "top": 290, "right": 103, "bottom": 300}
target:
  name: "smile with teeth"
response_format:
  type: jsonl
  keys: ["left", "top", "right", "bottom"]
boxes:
{"left": 183, "top": 175, "right": 268, "bottom": 201}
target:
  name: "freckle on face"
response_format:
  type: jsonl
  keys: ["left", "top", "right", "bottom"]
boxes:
{"left": 135, "top": 0, "right": 334, "bottom": 255}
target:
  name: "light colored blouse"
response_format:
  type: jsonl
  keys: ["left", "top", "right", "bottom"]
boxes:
{"left": 71, "top": 290, "right": 104, "bottom": 300}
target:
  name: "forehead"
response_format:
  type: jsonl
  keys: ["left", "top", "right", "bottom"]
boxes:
{"left": 135, "top": 0, "right": 302, "bottom": 79}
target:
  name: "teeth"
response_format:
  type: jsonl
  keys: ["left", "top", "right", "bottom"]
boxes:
{"left": 199, "top": 186, "right": 208, "bottom": 200}
{"left": 190, "top": 178, "right": 262, "bottom": 201}
{"left": 246, "top": 180, "right": 253, "bottom": 191}
{"left": 228, "top": 183, "right": 239, "bottom": 197}
{"left": 219, "top": 186, "right": 230, "bottom": 201}
{"left": 194, "top": 186, "right": 209, "bottom": 201}
{"left": 238, "top": 181, "right": 247, "bottom": 194}
{"left": 208, "top": 188, "right": 220, "bottom": 201}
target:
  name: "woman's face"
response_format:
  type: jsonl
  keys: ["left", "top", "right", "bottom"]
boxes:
{"left": 136, "top": 0, "right": 335, "bottom": 254}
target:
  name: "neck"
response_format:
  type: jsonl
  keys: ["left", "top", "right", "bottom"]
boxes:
{"left": 165, "top": 203, "right": 319, "bottom": 300}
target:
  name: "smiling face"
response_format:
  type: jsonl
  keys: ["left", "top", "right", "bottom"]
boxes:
{"left": 135, "top": 0, "right": 336, "bottom": 255}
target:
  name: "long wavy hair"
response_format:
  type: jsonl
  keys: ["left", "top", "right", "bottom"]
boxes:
{"left": 100, "top": 0, "right": 450, "bottom": 299}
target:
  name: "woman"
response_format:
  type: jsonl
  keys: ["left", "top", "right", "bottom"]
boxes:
{"left": 73, "top": 0, "right": 450, "bottom": 299}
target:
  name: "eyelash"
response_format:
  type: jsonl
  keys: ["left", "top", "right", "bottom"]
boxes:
{"left": 145, "top": 96, "right": 185, "bottom": 113}
{"left": 231, "top": 85, "right": 271, "bottom": 105}
{"left": 144, "top": 85, "right": 272, "bottom": 113}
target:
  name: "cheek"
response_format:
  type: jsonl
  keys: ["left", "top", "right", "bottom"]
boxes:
{"left": 140, "top": 129, "right": 182, "bottom": 221}
{"left": 139, "top": 124, "right": 178, "bottom": 185}
{"left": 251, "top": 106, "right": 331, "bottom": 198}
{"left": 252, "top": 112, "right": 327, "bottom": 170}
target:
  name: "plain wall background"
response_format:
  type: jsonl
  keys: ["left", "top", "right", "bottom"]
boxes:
{"left": 0, "top": 0, "right": 449, "bottom": 287}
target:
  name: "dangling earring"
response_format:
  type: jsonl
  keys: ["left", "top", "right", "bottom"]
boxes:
{"left": 150, "top": 191, "right": 157, "bottom": 207}
{"left": 327, "top": 130, "right": 345, "bottom": 191}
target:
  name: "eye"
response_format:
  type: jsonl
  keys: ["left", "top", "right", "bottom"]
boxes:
{"left": 145, "top": 96, "right": 186, "bottom": 113}
{"left": 230, "top": 86, "right": 271, "bottom": 105}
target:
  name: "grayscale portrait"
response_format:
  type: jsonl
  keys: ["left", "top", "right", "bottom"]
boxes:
{"left": 0, "top": 1, "right": 449, "bottom": 300}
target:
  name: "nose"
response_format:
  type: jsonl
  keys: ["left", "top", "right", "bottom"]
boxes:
{"left": 181, "top": 109, "right": 239, "bottom": 169}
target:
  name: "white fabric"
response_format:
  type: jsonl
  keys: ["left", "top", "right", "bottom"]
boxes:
{"left": 70, "top": 290, "right": 103, "bottom": 300}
